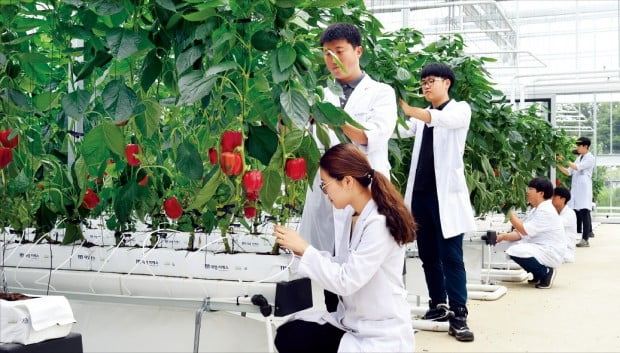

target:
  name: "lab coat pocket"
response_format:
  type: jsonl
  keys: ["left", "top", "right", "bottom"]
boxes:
{"left": 450, "top": 167, "right": 467, "bottom": 192}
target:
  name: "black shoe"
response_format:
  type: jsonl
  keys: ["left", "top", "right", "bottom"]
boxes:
{"left": 536, "top": 268, "right": 557, "bottom": 289}
{"left": 527, "top": 279, "right": 539, "bottom": 285}
{"left": 448, "top": 314, "right": 474, "bottom": 342}
{"left": 422, "top": 303, "right": 454, "bottom": 322}
{"left": 576, "top": 239, "right": 589, "bottom": 247}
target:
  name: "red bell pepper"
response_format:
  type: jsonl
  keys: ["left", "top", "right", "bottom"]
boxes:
{"left": 125, "top": 144, "right": 141, "bottom": 166}
{"left": 0, "top": 129, "right": 18, "bottom": 148}
{"left": 208, "top": 147, "right": 218, "bottom": 165}
{"left": 81, "top": 188, "right": 100, "bottom": 209}
{"left": 285, "top": 157, "right": 307, "bottom": 180}
{"left": 0, "top": 147, "right": 13, "bottom": 168}
{"left": 221, "top": 130, "right": 243, "bottom": 153}
{"left": 243, "top": 170, "right": 264, "bottom": 192}
{"left": 220, "top": 152, "right": 243, "bottom": 176}
{"left": 138, "top": 175, "right": 149, "bottom": 186}
{"left": 246, "top": 190, "right": 260, "bottom": 202}
{"left": 164, "top": 196, "right": 183, "bottom": 219}
{"left": 244, "top": 206, "right": 257, "bottom": 219}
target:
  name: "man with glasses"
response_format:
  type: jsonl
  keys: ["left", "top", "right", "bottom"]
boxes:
{"left": 557, "top": 137, "right": 595, "bottom": 247}
{"left": 298, "top": 23, "right": 397, "bottom": 313}
{"left": 396, "top": 62, "right": 476, "bottom": 342}
{"left": 496, "top": 178, "right": 565, "bottom": 289}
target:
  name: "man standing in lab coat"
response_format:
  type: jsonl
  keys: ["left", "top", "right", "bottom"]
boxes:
{"left": 298, "top": 23, "right": 397, "bottom": 312}
{"left": 397, "top": 62, "right": 476, "bottom": 341}
{"left": 557, "top": 136, "right": 595, "bottom": 247}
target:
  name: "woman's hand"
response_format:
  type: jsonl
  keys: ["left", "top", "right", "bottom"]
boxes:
{"left": 274, "top": 225, "right": 309, "bottom": 256}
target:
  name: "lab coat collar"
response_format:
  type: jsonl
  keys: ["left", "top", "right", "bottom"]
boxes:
{"left": 349, "top": 199, "right": 377, "bottom": 250}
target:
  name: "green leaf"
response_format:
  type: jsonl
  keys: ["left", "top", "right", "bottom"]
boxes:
{"left": 81, "top": 126, "right": 109, "bottom": 170}
{"left": 61, "top": 89, "right": 91, "bottom": 119}
{"left": 298, "top": 134, "right": 321, "bottom": 183}
{"left": 314, "top": 101, "right": 345, "bottom": 126}
{"left": 137, "top": 99, "right": 161, "bottom": 138}
{"left": 102, "top": 80, "right": 138, "bottom": 122}
{"left": 283, "top": 129, "right": 304, "bottom": 154}
{"left": 155, "top": 0, "right": 176, "bottom": 11}
{"left": 5, "top": 88, "right": 32, "bottom": 111}
{"left": 247, "top": 125, "right": 278, "bottom": 166}
{"left": 277, "top": 44, "right": 296, "bottom": 72}
{"left": 302, "top": 0, "right": 349, "bottom": 7}
{"left": 190, "top": 169, "right": 223, "bottom": 210}
{"left": 176, "top": 141, "right": 204, "bottom": 180}
{"left": 101, "top": 122, "right": 125, "bottom": 156}
{"left": 270, "top": 51, "right": 291, "bottom": 83}
{"left": 33, "top": 91, "right": 61, "bottom": 112}
{"left": 114, "top": 182, "right": 137, "bottom": 224}
{"left": 205, "top": 61, "right": 237, "bottom": 77}
{"left": 396, "top": 67, "right": 411, "bottom": 81}
{"left": 280, "top": 89, "right": 310, "bottom": 129}
{"left": 62, "top": 222, "right": 84, "bottom": 245}
{"left": 106, "top": 28, "right": 152, "bottom": 61}
{"left": 178, "top": 71, "right": 217, "bottom": 105}
{"left": 140, "top": 49, "right": 162, "bottom": 92}
{"left": 176, "top": 45, "right": 203, "bottom": 75}
{"left": 90, "top": 0, "right": 125, "bottom": 15}
{"left": 508, "top": 130, "right": 524, "bottom": 143}
{"left": 315, "top": 122, "right": 331, "bottom": 150}
{"left": 74, "top": 157, "right": 87, "bottom": 191}
{"left": 75, "top": 50, "right": 113, "bottom": 81}
{"left": 182, "top": 8, "right": 216, "bottom": 21}
{"left": 16, "top": 53, "right": 51, "bottom": 84}
{"left": 259, "top": 168, "right": 282, "bottom": 211}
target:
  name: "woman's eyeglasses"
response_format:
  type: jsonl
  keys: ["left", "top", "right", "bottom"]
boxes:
{"left": 319, "top": 180, "right": 334, "bottom": 195}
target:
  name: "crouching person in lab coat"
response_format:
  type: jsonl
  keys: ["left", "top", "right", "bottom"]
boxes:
{"left": 273, "top": 143, "right": 416, "bottom": 353}
{"left": 552, "top": 186, "right": 577, "bottom": 263}
{"left": 496, "top": 177, "right": 565, "bottom": 289}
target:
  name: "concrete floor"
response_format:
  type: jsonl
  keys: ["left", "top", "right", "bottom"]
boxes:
{"left": 415, "top": 223, "right": 620, "bottom": 352}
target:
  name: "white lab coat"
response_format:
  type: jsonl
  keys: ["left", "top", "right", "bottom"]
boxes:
{"left": 290, "top": 200, "right": 414, "bottom": 353}
{"left": 396, "top": 99, "right": 476, "bottom": 238}
{"left": 505, "top": 200, "right": 565, "bottom": 268}
{"left": 567, "top": 152, "right": 595, "bottom": 210}
{"left": 299, "top": 75, "right": 397, "bottom": 252}
{"left": 559, "top": 205, "right": 577, "bottom": 263}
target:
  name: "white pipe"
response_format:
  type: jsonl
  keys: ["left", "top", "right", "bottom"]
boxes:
{"left": 411, "top": 319, "right": 449, "bottom": 332}
{"left": 429, "top": 29, "right": 513, "bottom": 35}
{"left": 467, "top": 284, "right": 508, "bottom": 301}
{"left": 513, "top": 69, "right": 620, "bottom": 79}
{"left": 480, "top": 269, "right": 530, "bottom": 282}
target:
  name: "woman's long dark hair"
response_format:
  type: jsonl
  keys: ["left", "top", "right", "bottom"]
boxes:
{"left": 319, "top": 143, "right": 416, "bottom": 245}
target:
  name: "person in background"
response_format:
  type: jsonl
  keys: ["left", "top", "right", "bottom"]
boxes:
{"left": 557, "top": 136, "right": 595, "bottom": 247}
{"left": 274, "top": 143, "right": 416, "bottom": 353}
{"left": 299, "top": 22, "right": 397, "bottom": 312}
{"left": 552, "top": 186, "right": 577, "bottom": 263}
{"left": 496, "top": 178, "right": 565, "bottom": 289}
{"left": 396, "top": 62, "right": 476, "bottom": 342}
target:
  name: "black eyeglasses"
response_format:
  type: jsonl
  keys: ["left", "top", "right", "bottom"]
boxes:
{"left": 420, "top": 77, "right": 445, "bottom": 87}
{"left": 319, "top": 180, "right": 334, "bottom": 195}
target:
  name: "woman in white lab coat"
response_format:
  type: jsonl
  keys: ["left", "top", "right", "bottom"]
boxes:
{"left": 273, "top": 143, "right": 416, "bottom": 353}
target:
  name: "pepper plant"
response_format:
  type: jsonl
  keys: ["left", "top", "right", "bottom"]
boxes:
{"left": 1, "top": 0, "right": 574, "bottom": 251}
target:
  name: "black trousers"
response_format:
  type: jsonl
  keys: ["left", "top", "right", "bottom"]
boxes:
{"left": 274, "top": 320, "right": 345, "bottom": 353}
{"left": 324, "top": 289, "right": 339, "bottom": 312}
{"left": 575, "top": 208, "right": 592, "bottom": 241}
